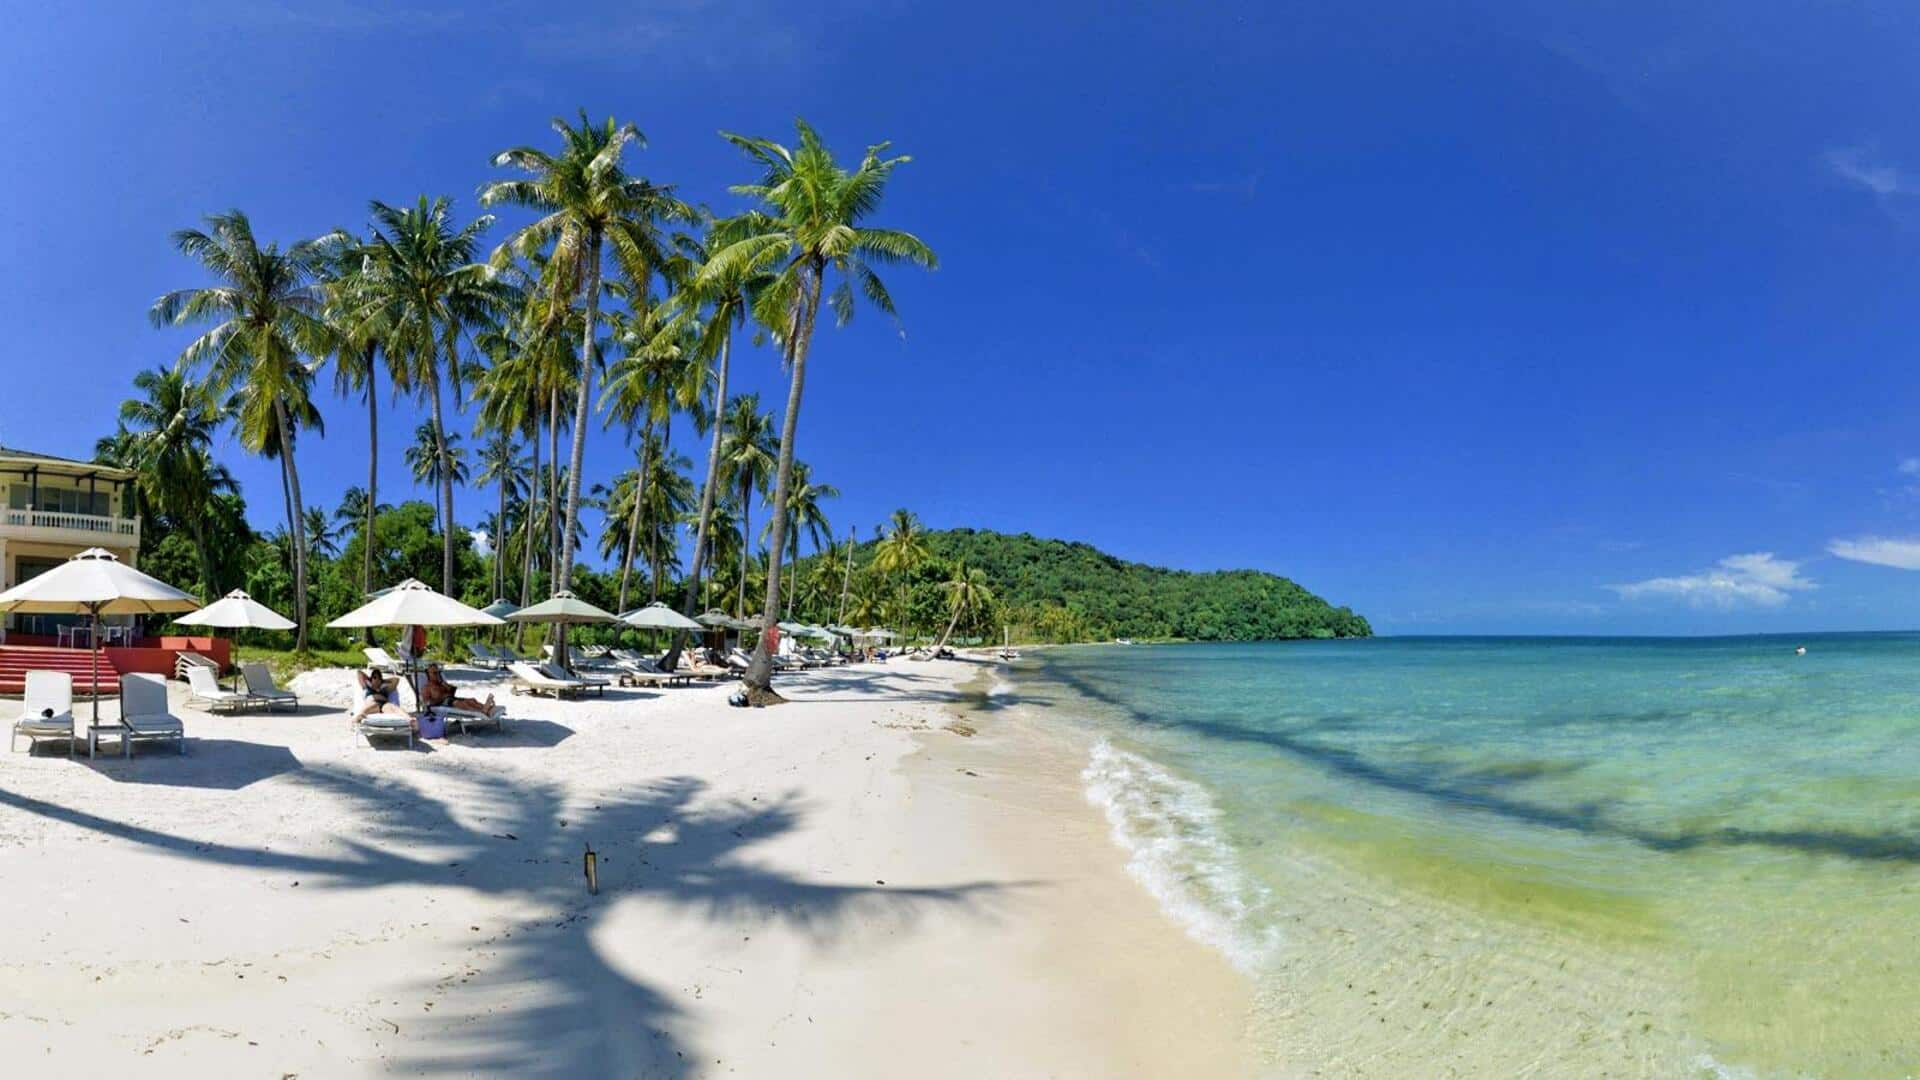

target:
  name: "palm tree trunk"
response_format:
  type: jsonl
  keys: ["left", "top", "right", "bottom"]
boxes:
{"left": 363, "top": 367, "right": 378, "bottom": 643}
{"left": 427, "top": 353, "right": 456, "bottom": 600}
{"left": 494, "top": 456, "right": 508, "bottom": 602}
{"left": 933, "top": 604, "right": 963, "bottom": 652}
{"left": 555, "top": 234, "right": 603, "bottom": 662}
{"left": 681, "top": 333, "right": 730, "bottom": 614}
{"left": 518, "top": 410, "right": 541, "bottom": 651}
{"left": 837, "top": 531, "right": 854, "bottom": 626}
{"left": 667, "top": 332, "right": 732, "bottom": 670}
{"left": 616, "top": 421, "right": 650, "bottom": 614}
{"left": 736, "top": 476, "right": 751, "bottom": 622}
{"left": 547, "top": 389, "right": 560, "bottom": 584}
{"left": 273, "top": 399, "right": 310, "bottom": 652}
{"left": 363, "top": 371, "right": 379, "bottom": 582}
{"left": 745, "top": 272, "right": 824, "bottom": 700}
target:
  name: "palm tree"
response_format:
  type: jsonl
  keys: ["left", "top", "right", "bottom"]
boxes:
{"left": 113, "top": 364, "right": 231, "bottom": 597}
{"left": 709, "top": 122, "right": 937, "bottom": 699}
{"left": 638, "top": 442, "right": 695, "bottom": 601}
{"left": 351, "top": 196, "right": 501, "bottom": 601}
{"left": 472, "top": 310, "right": 552, "bottom": 615}
{"left": 873, "top": 509, "right": 932, "bottom": 637}
{"left": 318, "top": 230, "right": 390, "bottom": 601}
{"left": 716, "top": 394, "right": 776, "bottom": 620}
{"left": 932, "top": 560, "right": 994, "bottom": 651}
{"left": 474, "top": 426, "right": 528, "bottom": 602}
{"left": 600, "top": 305, "right": 703, "bottom": 612}
{"left": 151, "top": 210, "right": 332, "bottom": 649}
{"left": 480, "top": 112, "right": 692, "bottom": 606}
{"left": 303, "top": 506, "right": 341, "bottom": 561}
{"left": 761, "top": 460, "right": 837, "bottom": 614}
{"left": 658, "top": 216, "right": 775, "bottom": 622}
{"left": 405, "top": 421, "right": 470, "bottom": 538}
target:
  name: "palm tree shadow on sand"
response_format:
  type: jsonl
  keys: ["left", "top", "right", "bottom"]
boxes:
{"left": 0, "top": 766, "right": 1025, "bottom": 1077}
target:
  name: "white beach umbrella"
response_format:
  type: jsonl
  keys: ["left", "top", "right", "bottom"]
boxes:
{"left": 695, "top": 609, "right": 745, "bottom": 630}
{"left": 621, "top": 602, "right": 703, "bottom": 631}
{"left": 326, "top": 579, "right": 505, "bottom": 629}
{"left": 0, "top": 548, "right": 201, "bottom": 723}
{"left": 175, "top": 589, "right": 297, "bottom": 631}
{"left": 480, "top": 598, "right": 521, "bottom": 620}
{"left": 507, "top": 591, "right": 617, "bottom": 625}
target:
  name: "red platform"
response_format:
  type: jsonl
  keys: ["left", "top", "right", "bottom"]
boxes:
{"left": 0, "top": 645, "right": 121, "bottom": 696}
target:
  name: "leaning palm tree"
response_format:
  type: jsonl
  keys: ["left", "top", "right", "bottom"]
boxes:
{"left": 931, "top": 560, "right": 995, "bottom": 652}
{"left": 480, "top": 111, "right": 692, "bottom": 608}
{"left": 709, "top": 122, "right": 937, "bottom": 700}
{"left": 716, "top": 393, "right": 777, "bottom": 621}
{"left": 350, "top": 196, "right": 501, "bottom": 601}
{"left": 151, "top": 210, "right": 332, "bottom": 649}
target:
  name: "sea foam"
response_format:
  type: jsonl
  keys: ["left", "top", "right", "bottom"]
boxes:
{"left": 1081, "top": 738, "right": 1279, "bottom": 972}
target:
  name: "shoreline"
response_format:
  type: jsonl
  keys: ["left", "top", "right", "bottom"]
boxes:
{"left": 0, "top": 655, "right": 1255, "bottom": 1077}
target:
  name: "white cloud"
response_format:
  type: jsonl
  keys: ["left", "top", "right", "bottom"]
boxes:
{"left": 1826, "top": 146, "right": 1913, "bottom": 198}
{"left": 1899, "top": 458, "right": 1920, "bottom": 477}
{"left": 1609, "top": 552, "right": 1814, "bottom": 609}
{"left": 470, "top": 529, "right": 493, "bottom": 558}
{"left": 1827, "top": 536, "right": 1920, "bottom": 571}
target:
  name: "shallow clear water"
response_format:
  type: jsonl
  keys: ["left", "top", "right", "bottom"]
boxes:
{"left": 1012, "top": 636, "right": 1920, "bottom": 1075}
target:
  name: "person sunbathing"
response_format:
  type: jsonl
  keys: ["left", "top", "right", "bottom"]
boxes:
{"left": 353, "top": 667, "right": 415, "bottom": 730}
{"left": 421, "top": 663, "right": 497, "bottom": 716}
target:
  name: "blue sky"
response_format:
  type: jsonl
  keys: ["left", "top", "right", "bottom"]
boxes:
{"left": 6, "top": 1, "right": 1920, "bottom": 634}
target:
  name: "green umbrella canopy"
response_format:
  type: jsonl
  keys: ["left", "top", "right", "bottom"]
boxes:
{"left": 696, "top": 609, "right": 744, "bottom": 629}
{"left": 508, "top": 591, "right": 617, "bottom": 625}
{"left": 622, "top": 602, "right": 704, "bottom": 631}
{"left": 480, "top": 598, "right": 521, "bottom": 619}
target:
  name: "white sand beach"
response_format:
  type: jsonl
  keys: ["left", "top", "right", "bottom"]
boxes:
{"left": 0, "top": 657, "right": 1252, "bottom": 1077}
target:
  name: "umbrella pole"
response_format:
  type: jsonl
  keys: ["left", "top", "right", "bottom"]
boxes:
{"left": 90, "top": 604, "right": 101, "bottom": 726}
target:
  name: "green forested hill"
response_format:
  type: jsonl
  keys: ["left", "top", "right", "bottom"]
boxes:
{"left": 887, "top": 528, "right": 1370, "bottom": 643}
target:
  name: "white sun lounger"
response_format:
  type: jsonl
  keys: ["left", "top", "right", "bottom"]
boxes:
{"left": 239, "top": 663, "right": 299, "bottom": 711}
{"left": 185, "top": 666, "right": 259, "bottom": 713}
{"left": 466, "top": 642, "right": 505, "bottom": 670}
{"left": 364, "top": 647, "right": 404, "bottom": 674}
{"left": 354, "top": 710, "right": 414, "bottom": 748}
{"left": 543, "top": 660, "right": 610, "bottom": 691}
{"left": 119, "top": 673, "right": 186, "bottom": 756}
{"left": 508, "top": 662, "right": 594, "bottom": 699}
{"left": 12, "top": 671, "right": 75, "bottom": 755}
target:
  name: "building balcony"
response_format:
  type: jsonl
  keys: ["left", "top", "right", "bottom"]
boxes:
{"left": 0, "top": 508, "right": 141, "bottom": 546}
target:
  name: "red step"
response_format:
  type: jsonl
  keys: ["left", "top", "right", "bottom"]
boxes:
{"left": 0, "top": 646, "right": 122, "bottom": 696}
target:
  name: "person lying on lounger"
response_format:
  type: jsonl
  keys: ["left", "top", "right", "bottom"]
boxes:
{"left": 421, "top": 664, "right": 497, "bottom": 716}
{"left": 353, "top": 667, "right": 415, "bottom": 730}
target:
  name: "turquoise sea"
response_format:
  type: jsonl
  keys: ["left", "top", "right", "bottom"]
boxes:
{"left": 1004, "top": 636, "right": 1920, "bottom": 1076}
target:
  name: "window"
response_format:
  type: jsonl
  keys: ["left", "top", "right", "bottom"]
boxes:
{"left": 4, "top": 483, "right": 110, "bottom": 516}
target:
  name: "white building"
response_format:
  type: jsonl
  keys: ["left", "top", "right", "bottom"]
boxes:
{"left": 0, "top": 445, "right": 142, "bottom": 639}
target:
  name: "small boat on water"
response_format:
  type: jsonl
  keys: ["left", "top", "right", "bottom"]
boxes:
{"left": 1114, "top": 638, "right": 1134, "bottom": 645}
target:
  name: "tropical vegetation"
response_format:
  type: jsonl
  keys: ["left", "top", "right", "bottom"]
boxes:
{"left": 104, "top": 111, "right": 1364, "bottom": 667}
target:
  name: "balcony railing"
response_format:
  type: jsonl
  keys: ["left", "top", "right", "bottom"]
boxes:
{"left": 0, "top": 508, "right": 140, "bottom": 540}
